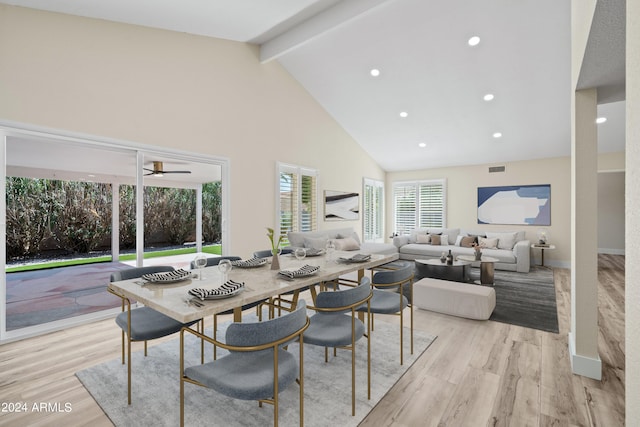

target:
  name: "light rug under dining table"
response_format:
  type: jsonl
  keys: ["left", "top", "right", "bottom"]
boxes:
{"left": 77, "top": 313, "right": 437, "bottom": 427}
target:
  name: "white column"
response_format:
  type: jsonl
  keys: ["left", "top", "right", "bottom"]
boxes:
{"left": 136, "top": 153, "right": 144, "bottom": 267}
{"left": 0, "top": 133, "right": 7, "bottom": 340}
{"left": 196, "top": 184, "right": 203, "bottom": 253}
{"left": 569, "top": 88, "right": 601, "bottom": 379}
{"left": 626, "top": 0, "right": 640, "bottom": 422}
{"left": 111, "top": 182, "right": 120, "bottom": 262}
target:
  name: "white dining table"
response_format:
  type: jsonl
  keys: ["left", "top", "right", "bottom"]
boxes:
{"left": 108, "top": 251, "right": 399, "bottom": 323}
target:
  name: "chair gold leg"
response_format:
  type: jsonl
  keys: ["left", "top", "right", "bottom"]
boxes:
{"left": 300, "top": 336, "right": 305, "bottom": 427}
{"left": 127, "top": 335, "right": 132, "bottom": 405}
{"left": 200, "top": 319, "right": 205, "bottom": 364}
{"left": 213, "top": 315, "right": 218, "bottom": 360}
{"left": 180, "top": 330, "right": 185, "bottom": 427}
{"left": 400, "top": 305, "right": 404, "bottom": 366}
{"left": 410, "top": 303, "right": 414, "bottom": 356}
{"left": 351, "top": 317, "right": 356, "bottom": 416}
{"left": 127, "top": 304, "right": 132, "bottom": 405}
{"left": 144, "top": 340, "right": 148, "bottom": 357}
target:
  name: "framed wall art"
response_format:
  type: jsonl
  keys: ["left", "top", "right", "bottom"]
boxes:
{"left": 324, "top": 190, "right": 359, "bottom": 221}
{"left": 477, "top": 184, "right": 551, "bottom": 225}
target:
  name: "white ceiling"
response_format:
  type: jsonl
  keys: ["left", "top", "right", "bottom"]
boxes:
{"left": 1, "top": 0, "right": 626, "bottom": 173}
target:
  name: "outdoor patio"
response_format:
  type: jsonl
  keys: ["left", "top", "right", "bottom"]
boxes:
{"left": 5, "top": 254, "right": 199, "bottom": 331}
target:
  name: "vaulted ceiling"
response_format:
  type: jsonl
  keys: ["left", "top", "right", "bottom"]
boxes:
{"left": 1, "top": 0, "right": 626, "bottom": 172}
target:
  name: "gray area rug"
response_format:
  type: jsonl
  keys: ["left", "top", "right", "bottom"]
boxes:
{"left": 473, "top": 266, "right": 559, "bottom": 333}
{"left": 77, "top": 314, "right": 436, "bottom": 427}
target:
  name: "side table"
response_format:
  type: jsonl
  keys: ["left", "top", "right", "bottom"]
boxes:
{"left": 531, "top": 244, "right": 556, "bottom": 267}
{"left": 457, "top": 255, "right": 499, "bottom": 285}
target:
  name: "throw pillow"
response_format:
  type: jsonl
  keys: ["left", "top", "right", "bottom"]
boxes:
{"left": 441, "top": 234, "right": 449, "bottom": 245}
{"left": 337, "top": 232, "right": 362, "bottom": 245}
{"left": 486, "top": 232, "right": 518, "bottom": 250}
{"left": 430, "top": 234, "right": 441, "bottom": 245}
{"left": 460, "top": 236, "right": 476, "bottom": 248}
{"left": 332, "top": 237, "right": 360, "bottom": 251}
{"left": 416, "top": 234, "right": 431, "bottom": 244}
{"left": 455, "top": 235, "right": 464, "bottom": 246}
{"left": 478, "top": 236, "right": 498, "bottom": 249}
{"left": 304, "top": 236, "right": 328, "bottom": 250}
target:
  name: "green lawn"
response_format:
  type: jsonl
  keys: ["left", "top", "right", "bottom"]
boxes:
{"left": 5, "top": 245, "right": 222, "bottom": 273}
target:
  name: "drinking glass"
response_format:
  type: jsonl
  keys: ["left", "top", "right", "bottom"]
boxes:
{"left": 193, "top": 254, "right": 207, "bottom": 280}
{"left": 325, "top": 240, "right": 336, "bottom": 262}
{"left": 218, "top": 259, "right": 232, "bottom": 283}
{"left": 294, "top": 247, "right": 306, "bottom": 261}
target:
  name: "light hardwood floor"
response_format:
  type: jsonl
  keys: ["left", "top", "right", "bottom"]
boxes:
{"left": 0, "top": 255, "right": 625, "bottom": 426}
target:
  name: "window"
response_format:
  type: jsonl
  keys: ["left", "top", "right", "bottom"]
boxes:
{"left": 393, "top": 179, "right": 446, "bottom": 234}
{"left": 363, "top": 178, "right": 384, "bottom": 242}
{"left": 277, "top": 163, "right": 318, "bottom": 245}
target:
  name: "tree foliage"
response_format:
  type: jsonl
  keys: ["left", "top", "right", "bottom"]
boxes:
{"left": 5, "top": 177, "right": 222, "bottom": 260}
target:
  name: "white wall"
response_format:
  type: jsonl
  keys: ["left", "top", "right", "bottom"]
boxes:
{"left": 597, "top": 171, "right": 625, "bottom": 254}
{"left": 0, "top": 5, "right": 385, "bottom": 258}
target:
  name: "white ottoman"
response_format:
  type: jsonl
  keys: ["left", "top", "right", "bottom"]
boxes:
{"left": 413, "top": 278, "right": 496, "bottom": 320}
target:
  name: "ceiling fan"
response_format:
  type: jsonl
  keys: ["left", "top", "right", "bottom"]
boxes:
{"left": 144, "top": 161, "right": 191, "bottom": 177}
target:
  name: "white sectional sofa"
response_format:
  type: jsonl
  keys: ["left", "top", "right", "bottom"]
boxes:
{"left": 393, "top": 227, "right": 530, "bottom": 272}
{"left": 287, "top": 227, "right": 398, "bottom": 256}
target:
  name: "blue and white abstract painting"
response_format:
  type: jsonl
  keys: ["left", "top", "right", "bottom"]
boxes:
{"left": 477, "top": 185, "right": 551, "bottom": 225}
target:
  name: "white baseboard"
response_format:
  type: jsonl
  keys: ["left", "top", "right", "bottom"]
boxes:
{"left": 568, "top": 332, "right": 602, "bottom": 380}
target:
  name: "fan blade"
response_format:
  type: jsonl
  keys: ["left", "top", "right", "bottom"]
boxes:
{"left": 162, "top": 170, "right": 191, "bottom": 174}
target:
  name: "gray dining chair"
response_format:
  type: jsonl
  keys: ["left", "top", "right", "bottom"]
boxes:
{"left": 304, "top": 278, "right": 372, "bottom": 416}
{"left": 252, "top": 248, "right": 294, "bottom": 258}
{"left": 108, "top": 266, "right": 203, "bottom": 404}
{"left": 357, "top": 261, "right": 414, "bottom": 364}
{"left": 180, "top": 300, "right": 310, "bottom": 427}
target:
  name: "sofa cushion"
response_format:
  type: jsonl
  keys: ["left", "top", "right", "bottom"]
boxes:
{"left": 409, "top": 228, "right": 430, "bottom": 244}
{"left": 360, "top": 242, "right": 398, "bottom": 256}
{"left": 460, "top": 236, "right": 476, "bottom": 247}
{"left": 288, "top": 227, "right": 362, "bottom": 248}
{"left": 486, "top": 231, "right": 518, "bottom": 250}
{"left": 304, "top": 236, "right": 328, "bottom": 249}
{"left": 478, "top": 237, "right": 498, "bottom": 249}
{"left": 332, "top": 236, "right": 360, "bottom": 251}
{"left": 416, "top": 234, "right": 431, "bottom": 244}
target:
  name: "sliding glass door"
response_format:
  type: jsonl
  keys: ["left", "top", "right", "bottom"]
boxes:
{"left": 0, "top": 125, "right": 228, "bottom": 341}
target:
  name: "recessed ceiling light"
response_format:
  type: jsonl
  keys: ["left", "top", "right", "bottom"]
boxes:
{"left": 399, "top": 111, "right": 408, "bottom": 118}
{"left": 493, "top": 132, "right": 502, "bottom": 138}
{"left": 483, "top": 94, "right": 494, "bottom": 101}
{"left": 418, "top": 142, "right": 427, "bottom": 148}
{"left": 370, "top": 68, "right": 380, "bottom": 77}
{"left": 88, "top": 174, "right": 96, "bottom": 178}
{"left": 468, "top": 36, "right": 480, "bottom": 46}
{"left": 596, "top": 117, "right": 607, "bottom": 124}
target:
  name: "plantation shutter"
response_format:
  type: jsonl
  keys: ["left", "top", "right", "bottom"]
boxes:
{"left": 418, "top": 183, "right": 444, "bottom": 227}
{"left": 278, "top": 163, "right": 318, "bottom": 246}
{"left": 393, "top": 180, "right": 445, "bottom": 234}
{"left": 363, "top": 178, "right": 384, "bottom": 242}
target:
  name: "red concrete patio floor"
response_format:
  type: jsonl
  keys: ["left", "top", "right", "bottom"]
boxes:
{"left": 5, "top": 255, "right": 195, "bottom": 331}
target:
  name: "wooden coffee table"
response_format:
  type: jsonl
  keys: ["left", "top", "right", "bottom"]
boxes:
{"left": 457, "top": 255, "right": 499, "bottom": 285}
{"left": 414, "top": 258, "right": 471, "bottom": 283}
